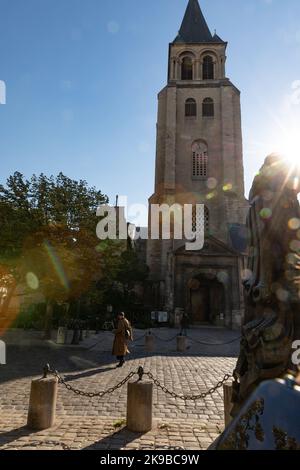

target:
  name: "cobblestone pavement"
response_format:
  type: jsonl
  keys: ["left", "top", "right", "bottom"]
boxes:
{"left": 0, "top": 415, "right": 222, "bottom": 450}
{"left": 0, "top": 328, "right": 239, "bottom": 450}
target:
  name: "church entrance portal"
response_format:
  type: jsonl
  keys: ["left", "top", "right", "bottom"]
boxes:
{"left": 188, "top": 276, "right": 225, "bottom": 325}
{"left": 191, "top": 287, "right": 210, "bottom": 323}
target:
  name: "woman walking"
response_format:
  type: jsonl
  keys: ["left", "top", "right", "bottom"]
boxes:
{"left": 112, "top": 312, "right": 132, "bottom": 367}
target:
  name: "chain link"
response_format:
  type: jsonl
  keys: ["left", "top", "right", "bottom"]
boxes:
{"left": 132, "top": 333, "right": 147, "bottom": 343}
{"left": 145, "top": 371, "right": 232, "bottom": 401}
{"left": 152, "top": 333, "right": 179, "bottom": 343}
{"left": 49, "top": 367, "right": 136, "bottom": 398}
{"left": 186, "top": 335, "right": 241, "bottom": 346}
{"left": 144, "top": 332, "right": 240, "bottom": 346}
{"left": 87, "top": 331, "right": 240, "bottom": 350}
{"left": 87, "top": 332, "right": 146, "bottom": 351}
{"left": 47, "top": 365, "right": 232, "bottom": 401}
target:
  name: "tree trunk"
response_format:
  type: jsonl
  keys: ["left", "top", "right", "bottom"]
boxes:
{"left": 71, "top": 299, "right": 81, "bottom": 345}
{"left": 43, "top": 301, "right": 53, "bottom": 340}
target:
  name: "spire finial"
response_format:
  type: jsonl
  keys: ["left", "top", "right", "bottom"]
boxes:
{"left": 173, "top": 0, "right": 226, "bottom": 44}
{"left": 175, "top": 0, "right": 212, "bottom": 43}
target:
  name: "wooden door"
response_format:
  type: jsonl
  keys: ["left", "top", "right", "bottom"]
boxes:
{"left": 191, "top": 287, "right": 209, "bottom": 323}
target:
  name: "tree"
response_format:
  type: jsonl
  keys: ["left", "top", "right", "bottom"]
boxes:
{"left": 116, "top": 248, "right": 149, "bottom": 293}
{"left": 0, "top": 172, "right": 108, "bottom": 335}
{"left": 94, "top": 240, "right": 149, "bottom": 315}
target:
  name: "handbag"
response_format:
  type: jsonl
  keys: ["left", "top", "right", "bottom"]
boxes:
{"left": 125, "top": 329, "right": 131, "bottom": 339}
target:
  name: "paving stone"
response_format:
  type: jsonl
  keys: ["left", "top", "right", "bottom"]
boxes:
{"left": 0, "top": 327, "right": 238, "bottom": 450}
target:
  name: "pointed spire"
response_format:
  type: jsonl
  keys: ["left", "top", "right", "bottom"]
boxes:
{"left": 173, "top": 0, "right": 225, "bottom": 44}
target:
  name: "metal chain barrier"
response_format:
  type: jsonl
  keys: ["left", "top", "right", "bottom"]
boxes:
{"left": 152, "top": 333, "right": 179, "bottom": 343}
{"left": 146, "top": 331, "right": 241, "bottom": 346}
{"left": 131, "top": 333, "right": 147, "bottom": 343}
{"left": 44, "top": 364, "right": 232, "bottom": 401}
{"left": 86, "top": 330, "right": 240, "bottom": 350}
{"left": 186, "top": 334, "right": 241, "bottom": 346}
{"left": 86, "top": 331, "right": 147, "bottom": 351}
{"left": 145, "top": 371, "right": 233, "bottom": 400}
{"left": 46, "top": 364, "right": 136, "bottom": 398}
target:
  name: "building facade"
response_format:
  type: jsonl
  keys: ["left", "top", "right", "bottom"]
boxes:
{"left": 146, "top": 0, "right": 249, "bottom": 329}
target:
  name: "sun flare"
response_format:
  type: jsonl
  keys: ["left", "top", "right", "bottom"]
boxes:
{"left": 265, "top": 112, "right": 300, "bottom": 170}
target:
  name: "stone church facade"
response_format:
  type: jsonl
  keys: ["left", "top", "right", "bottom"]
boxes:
{"left": 145, "top": 0, "right": 249, "bottom": 329}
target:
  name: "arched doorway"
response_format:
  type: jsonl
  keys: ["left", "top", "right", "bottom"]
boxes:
{"left": 188, "top": 274, "right": 225, "bottom": 325}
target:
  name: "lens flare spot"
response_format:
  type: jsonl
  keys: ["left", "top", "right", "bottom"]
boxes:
{"left": 0, "top": 268, "right": 20, "bottom": 333}
{"left": 206, "top": 191, "right": 216, "bottom": 200}
{"left": 107, "top": 21, "right": 119, "bottom": 34}
{"left": 293, "top": 176, "right": 299, "bottom": 191}
{"left": 43, "top": 241, "right": 70, "bottom": 290}
{"left": 223, "top": 183, "right": 233, "bottom": 192}
{"left": 207, "top": 177, "right": 217, "bottom": 190}
{"left": 260, "top": 208, "right": 272, "bottom": 220}
{"left": 276, "top": 288, "right": 290, "bottom": 302}
{"left": 26, "top": 272, "right": 39, "bottom": 290}
{"left": 290, "top": 240, "right": 300, "bottom": 252}
{"left": 288, "top": 218, "right": 300, "bottom": 230}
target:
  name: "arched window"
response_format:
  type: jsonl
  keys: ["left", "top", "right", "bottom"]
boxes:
{"left": 203, "top": 55, "right": 214, "bottom": 80}
{"left": 181, "top": 57, "right": 193, "bottom": 80}
{"left": 192, "top": 206, "right": 209, "bottom": 234}
{"left": 192, "top": 141, "right": 208, "bottom": 179}
{"left": 202, "top": 98, "right": 214, "bottom": 117}
{"left": 185, "top": 98, "right": 197, "bottom": 117}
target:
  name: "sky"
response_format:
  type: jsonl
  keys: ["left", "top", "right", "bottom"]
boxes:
{"left": 0, "top": 0, "right": 300, "bottom": 226}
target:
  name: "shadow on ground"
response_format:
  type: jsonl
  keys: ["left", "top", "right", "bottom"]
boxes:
{"left": 0, "top": 426, "right": 34, "bottom": 448}
{"left": 0, "top": 327, "right": 240, "bottom": 386}
{"left": 64, "top": 365, "right": 117, "bottom": 381}
{"left": 83, "top": 427, "right": 142, "bottom": 450}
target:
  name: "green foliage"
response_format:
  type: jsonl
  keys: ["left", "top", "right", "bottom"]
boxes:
{"left": 116, "top": 249, "right": 149, "bottom": 288}
{"left": 0, "top": 171, "right": 149, "bottom": 330}
{"left": 13, "top": 303, "right": 46, "bottom": 330}
{"left": 95, "top": 240, "right": 149, "bottom": 315}
{"left": 0, "top": 172, "right": 108, "bottom": 329}
{"left": 0, "top": 171, "right": 107, "bottom": 266}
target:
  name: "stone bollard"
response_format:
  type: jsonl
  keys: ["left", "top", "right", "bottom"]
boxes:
{"left": 145, "top": 333, "right": 155, "bottom": 352}
{"left": 223, "top": 382, "right": 233, "bottom": 428}
{"left": 177, "top": 335, "right": 187, "bottom": 352}
{"left": 127, "top": 369, "right": 153, "bottom": 433}
{"left": 0, "top": 339, "right": 6, "bottom": 365}
{"left": 56, "top": 327, "right": 66, "bottom": 345}
{"left": 71, "top": 327, "right": 80, "bottom": 345}
{"left": 27, "top": 369, "right": 58, "bottom": 430}
{"left": 66, "top": 330, "right": 73, "bottom": 344}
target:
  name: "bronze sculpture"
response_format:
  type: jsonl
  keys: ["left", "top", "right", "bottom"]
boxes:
{"left": 232, "top": 154, "right": 300, "bottom": 416}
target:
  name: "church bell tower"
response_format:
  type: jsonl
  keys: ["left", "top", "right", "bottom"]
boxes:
{"left": 146, "top": 0, "right": 248, "bottom": 329}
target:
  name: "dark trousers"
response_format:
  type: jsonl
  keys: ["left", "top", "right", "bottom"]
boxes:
{"left": 117, "top": 355, "right": 124, "bottom": 361}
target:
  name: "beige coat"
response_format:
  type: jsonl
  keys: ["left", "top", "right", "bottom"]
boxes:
{"left": 112, "top": 318, "right": 132, "bottom": 357}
